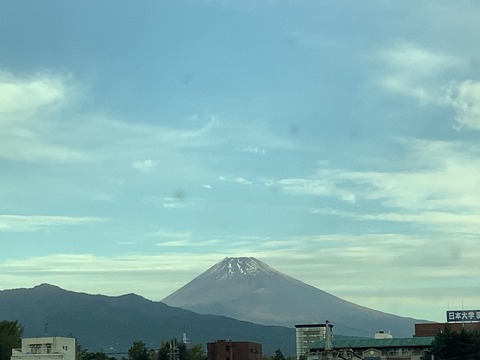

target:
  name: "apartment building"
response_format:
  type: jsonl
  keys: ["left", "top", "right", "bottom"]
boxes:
{"left": 11, "top": 337, "right": 76, "bottom": 360}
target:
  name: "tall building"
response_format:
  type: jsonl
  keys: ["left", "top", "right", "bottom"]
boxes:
{"left": 207, "top": 340, "right": 262, "bottom": 360}
{"left": 295, "top": 324, "right": 327, "bottom": 360}
{"left": 11, "top": 337, "right": 76, "bottom": 360}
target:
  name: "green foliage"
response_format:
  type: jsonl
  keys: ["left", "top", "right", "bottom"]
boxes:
{"left": 186, "top": 344, "right": 206, "bottom": 360}
{"left": 274, "top": 349, "right": 285, "bottom": 360}
{"left": 129, "top": 341, "right": 151, "bottom": 360}
{"left": 263, "top": 348, "right": 294, "bottom": 360}
{"left": 0, "top": 320, "right": 24, "bottom": 360}
{"left": 156, "top": 340, "right": 205, "bottom": 360}
{"left": 157, "top": 339, "right": 186, "bottom": 360}
{"left": 77, "top": 344, "right": 117, "bottom": 360}
{"left": 423, "top": 328, "right": 480, "bottom": 360}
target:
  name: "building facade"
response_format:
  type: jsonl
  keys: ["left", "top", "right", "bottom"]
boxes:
{"left": 309, "top": 337, "right": 434, "bottom": 360}
{"left": 11, "top": 337, "right": 77, "bottom": 360}
{"left": 295, "top": 324, "right": 327, "bottom": 360}
{"left": 207, "top": 340, "right": 262, "bottom": 360}
{"left": 415, "top": 322, "right": 480, "bottom": 337}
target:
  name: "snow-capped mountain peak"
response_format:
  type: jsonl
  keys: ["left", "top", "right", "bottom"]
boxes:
{"left": 205, "top": 257, "right": 280, "bottom": 280}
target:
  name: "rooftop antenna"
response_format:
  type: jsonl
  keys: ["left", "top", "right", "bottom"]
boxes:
{"left": 44, "top": 322, "right": 48, "bottom": 336}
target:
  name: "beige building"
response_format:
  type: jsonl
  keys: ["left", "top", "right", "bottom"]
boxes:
{"left": 309, "top": 337, "right": 434, "bottom": 360}
{"left": 11, "top": 337, "right": 77, "bottom": 360}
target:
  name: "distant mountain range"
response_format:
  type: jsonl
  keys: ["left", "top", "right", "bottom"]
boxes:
{"left": 0, "top": 284, "right": 295, "bottom": 355}
{"left": 162, "top": 257, "right": 425, "bottom": 338}
{"left": 0, "top": 257, "right": 427, "bottom": 357}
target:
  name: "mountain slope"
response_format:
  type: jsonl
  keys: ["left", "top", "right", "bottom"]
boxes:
{"left": 0, "top": 284, "right": 295, "bottom": 355}
{"left": 162, "top": 257, "right": 424, "bottom": 337}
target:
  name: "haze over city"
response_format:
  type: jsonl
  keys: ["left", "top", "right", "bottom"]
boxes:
{"left": 1, "top": 1, "right": 479, "bottom": 324}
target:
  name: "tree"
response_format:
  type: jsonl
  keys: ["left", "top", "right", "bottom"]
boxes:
{"left": 186, "top": 344, "right": 206, "bottom": 360}
{"left": 263, "top": 348, "right": 295, "bottom": 360}
{"left": 77, "top": 346, "right": 116, "bottom": 360}
{"left": 0, "top": 320, "right": 24, "bottom": 360}
{"left": 423, "top": 328, "right": 480, "bottom": 360}
{"left": 128, "top": 341, "right": 151, "bottom": 360}
{"left": 274, "top": 349, "right": 285, "bottom": 360}
{"left": 157, "top": 339, "right": 187, "bottom": 360}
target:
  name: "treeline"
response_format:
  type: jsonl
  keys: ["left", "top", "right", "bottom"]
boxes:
{"left": 91, "top": 340, "right": 206, "bottom": 360}
{"left": 0, "top": 320, "right": 293, "bottom": 360}
{"left": 83, "top": 340, "right": 294, "bottom": 360}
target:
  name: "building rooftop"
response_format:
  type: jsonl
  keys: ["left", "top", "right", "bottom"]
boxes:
{"left": 311, "top": 337, "right": 435, "bottom": 350}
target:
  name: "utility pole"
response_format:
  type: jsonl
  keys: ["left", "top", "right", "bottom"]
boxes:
{"left": 168, "top": 339, "right": 179, "bottom": 360}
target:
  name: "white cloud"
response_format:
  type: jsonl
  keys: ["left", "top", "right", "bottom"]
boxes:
{"left": 0, "top": 253, "right": 221, "bottom": 299}
{"left": 0, "top": 70, "right": 220, "bottom": 166}
{"left": 0, "top": 71, "right": 86, "bottom": 162}
{"left": 217, "top": 176, "right": 253, "bottom": 185}
{"left": 0, "top": 215, "right": 105, "bottom": 232}
{"left": 132, "top": 159, "right": 156, "bottom": 173}
{"left": 144, "top": 193, "right": 204, "bottom": 209}
{"left": 0, "top": 71, "right": 67, "bottom": 115}
{"left": 375, "top": 43, "right": 480, "bottom": 132}
{"left": 235, "top": 177, "right": 252, "bottom": 185}
{"left": 375, "top": 42, "right": 464, "bottom": 104}
{"left": 240, "top": 146, "right": 266, "bottom": 155}
{"left": 443, "top": 80, "right": 480, "bottom": 130}
{"left": 93, "top": 192, "right": 114, "bottom": 202}
{"left": 272, "top": 138, "right": 480, "bottom": 234}
{"left": 273, "top": 177, "right": 356, "bottom": 203}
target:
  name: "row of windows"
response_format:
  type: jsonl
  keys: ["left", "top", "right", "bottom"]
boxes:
{"left": 28, "top": 344, "right": 68, "bottom": 354}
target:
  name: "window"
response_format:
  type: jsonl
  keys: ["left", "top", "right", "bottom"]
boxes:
{"left": 30, "top": 345, "right": 42, "bottom": 354}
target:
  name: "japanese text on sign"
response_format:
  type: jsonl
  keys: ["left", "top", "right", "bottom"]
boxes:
{"left": 446, "top": 310, "right": 480, "bottom": 322}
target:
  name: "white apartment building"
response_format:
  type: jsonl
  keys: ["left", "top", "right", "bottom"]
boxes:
{"left": 11, "top": 337, "right": 77, "bottom": 360}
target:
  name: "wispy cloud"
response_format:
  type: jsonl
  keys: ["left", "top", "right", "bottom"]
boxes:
{"left": 235, "top": 177, "right": 253, "bottom": 185}
{"left": 0, "top": 253, "right": 221, "bottom": 298}
{"left": 0, "top": 70, "right": 220, "bottom": 166}
{"left": 239, "top": 146, "right": 266, "bottom": 155}
{"left": 0, "top": 215, "right": 105, "bottom": 232}
{"left": 375, "top": 42, "right": 464, "bottom": 104}
{"left": 443, "top": 80, "right": 480, "bottom": 130}
{"left": 0, "top": 71, "right": 87, "bottom": 163}
{"left": 132, "top": 159, "right": 156, "bottom": 173}
{"left": 270, "top": 137, "right": 480, "bottom": 234}
{"left": 270, "top": 177, "right": 356, "bottom": 203}
{"left": 374, "top": 42, "right": 480, "bottom": 131}
{"left": 0, "top": 71, "right": 67, "bottom": 115}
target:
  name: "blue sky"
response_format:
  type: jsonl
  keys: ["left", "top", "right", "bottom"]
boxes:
{"left": 1, "top": 1, "right": 479, "bottom": 324}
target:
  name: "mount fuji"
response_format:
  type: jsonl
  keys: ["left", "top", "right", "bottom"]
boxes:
{"left": 162, "top": 257, "right": 423, "bottom": 337}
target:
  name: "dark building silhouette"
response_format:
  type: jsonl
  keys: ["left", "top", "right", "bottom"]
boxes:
{"left": 207, "top": 340, "right": 262, "bottom": 360}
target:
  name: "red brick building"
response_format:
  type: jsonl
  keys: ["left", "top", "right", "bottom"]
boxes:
{"left": 207, "top": 340, "right": 262, "bottom": 360}
{"left": 415, "top": 322, "right": 480, "bottom": 337}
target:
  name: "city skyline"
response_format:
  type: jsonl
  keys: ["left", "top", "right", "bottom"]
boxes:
{"left": 1, "top": 1, "right": 479, "bottom": 323}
